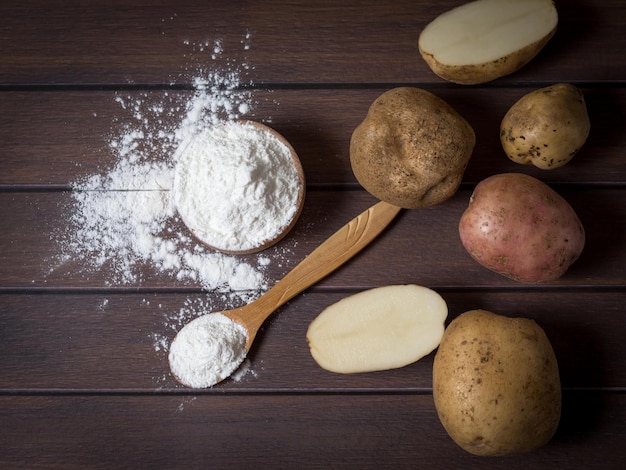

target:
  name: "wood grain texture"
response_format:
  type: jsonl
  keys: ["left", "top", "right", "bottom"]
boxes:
{"left": 1, "top": 394, "right": 625, "bottom": 469}
{"left": 0, "top": 291, "right": 625, "bottom": 391}
{"left": 1, "top": 88, "right": 625, "bottom": 186}
{"left": 1, "top": 189, "right": 624, "bottom": 288}
{"left": 0, "top": 0, "right": 625, "bottom": 85}
{"left": 0, "top": 0, "right": 624, "bottom": 468}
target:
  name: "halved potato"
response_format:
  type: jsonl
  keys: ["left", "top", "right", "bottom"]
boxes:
{"left": 418, "top": 0, "right": 558, "bottom": 85}
{"left": 306, "top": 285, "right": 448, "bottom": 374}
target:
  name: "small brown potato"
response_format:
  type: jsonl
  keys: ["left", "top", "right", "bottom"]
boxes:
{"left": 459, "top": 173, "right": 585, "bottom": 283}
{"left": 433, "top": 309, "right": 561, "bottom": 456}
{"left": 350, "top": 87, "right": 475, "bottom": 209}
{"left": 306, "top": 285, "right": 448, "bottom": 374}
{"left": 501, "top": 83, "right": 591, "bottom": 169}
{"left": 418, "top": 0, "right": 558, "bottom": 85}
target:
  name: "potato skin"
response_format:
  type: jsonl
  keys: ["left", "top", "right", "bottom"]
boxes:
{"left": 350, "top": 87, "right": 475, "bottom": 209}
{"left": 500, "top": 83, "right": 590, "bottom": 169}
{"left": 433, "top": 309, "right": 561, "bottom": 456}
{"left": 420, "top": 30, "right": 556, "bottom": 85}
{"left": 459, "top": 173, "right": 585, "bottom": 283}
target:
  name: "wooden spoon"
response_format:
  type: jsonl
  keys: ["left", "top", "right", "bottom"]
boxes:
{"left": 169, "top": 200, "right": 402, "bottom": 387}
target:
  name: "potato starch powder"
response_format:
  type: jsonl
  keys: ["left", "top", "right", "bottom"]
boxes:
{"left": 173, "top": 121, "right": 302, "bottom": 252}
{"left": 55, "top": 40, "right": 272, "bottom": 295}
{"left": 169, "top": 313, "right": 247, "bottom": 388}
{"left": 52, "top": 36, "right": 286, "bottom": 386}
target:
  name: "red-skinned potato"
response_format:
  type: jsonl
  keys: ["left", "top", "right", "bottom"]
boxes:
{"left": 459, "top": 173, "right": 585, "bottom": 283}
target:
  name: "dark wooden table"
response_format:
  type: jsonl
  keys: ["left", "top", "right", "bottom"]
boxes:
{"left": 1, "top": 1, "right": 625, "bottom": 468}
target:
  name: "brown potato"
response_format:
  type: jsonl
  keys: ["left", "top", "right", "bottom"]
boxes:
{"left": 350, "top": 87, "right": 475, "bottom": 209}
{"left": 459, "top": 173, "right": 585, "bottom": 283}
{"left": 501, "top": 83, "right": 591, "bottom": 169}
{"left": 433, "top": 309, "right": 561, "bottom": 456}
{"left": 418, "top": 0, "right": 558, "bottom": 85}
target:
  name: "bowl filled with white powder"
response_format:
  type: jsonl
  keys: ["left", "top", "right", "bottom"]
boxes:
{"left": 172, "top": 120, "right": 306, "bottom": 254}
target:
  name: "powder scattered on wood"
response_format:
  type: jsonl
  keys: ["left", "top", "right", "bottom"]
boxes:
{"left": 51, "top": 37, "right": 291, "bottom": 384}
{"left": 54, "top": 37, "right": 277, "bottom": 293}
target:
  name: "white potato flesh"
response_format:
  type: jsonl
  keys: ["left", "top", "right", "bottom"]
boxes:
{"left": 419, "top": 0, "right": 558, "bottom": 66}
{"left": 306, "top": 285, "right": 448, "bottom": 374}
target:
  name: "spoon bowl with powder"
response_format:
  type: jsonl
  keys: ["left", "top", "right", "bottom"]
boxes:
{"left": 168, "top": 199, "right": 402, "bottom": 388}
{"left": 172, "top": 120, "right": 306, "bottom": 255}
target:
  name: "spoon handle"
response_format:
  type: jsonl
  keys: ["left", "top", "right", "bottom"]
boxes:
{"left": 254, "top": 200, "right": 401, "bottom": 319}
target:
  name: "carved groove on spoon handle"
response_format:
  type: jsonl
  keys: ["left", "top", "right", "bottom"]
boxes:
{"left": 259, "top": 200, "right": 401, "bottom": 312}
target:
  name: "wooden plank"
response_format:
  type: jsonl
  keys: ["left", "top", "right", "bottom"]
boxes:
{"left": 0, "top": 290, "right": 624, "bottom": 391}
{"left": 0, "top": 189, "right": 624, "bottom": 289}
{"left": 1, "top": 393, "right": 624, "bottom": 469}
{"left": 1, "top": 87, "right": 625, "bottom": 187}
{"left": 0, "top": 1, "right": 624, "bottom": 467}
{"left": 0, "top": 1, "right": 625, "bottom": 86}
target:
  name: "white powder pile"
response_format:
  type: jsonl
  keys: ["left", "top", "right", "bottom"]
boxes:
{"left": 173, "top": 120, "right": 303, "bottom": 253}
{"left": 51, "top": 37, "right": 294, "bottom": 386}
{"left": 56, "top": 38, "right": 275, "bottom": 296}
{"left": 168, "top": 312, "right": 247, "bottom": 388}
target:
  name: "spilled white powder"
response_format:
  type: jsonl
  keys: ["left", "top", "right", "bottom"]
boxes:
{"left": 168, "top": 312, "right": 247, "bottom": 388}
{"left": 51, "top": 37, "right": 292, "bottom": 386}
{"left": 231, "top": 359, "right": 257, "bottom": 382}
{"left": 173, "top": 120, "right": 303, "bottom": 252}
{"left": 56, "top": 38, "right": 272, "bottom": 295}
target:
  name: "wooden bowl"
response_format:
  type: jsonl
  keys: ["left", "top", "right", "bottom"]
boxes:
{"left": 173, "top": 120, "right": 306, "bottom": 255}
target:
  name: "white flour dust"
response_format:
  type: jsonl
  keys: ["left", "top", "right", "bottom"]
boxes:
{"left": 168, "top": 312, "right": 247, "bottom": 388}
{"left": 173, "top": 121, "right": 303, "bottom": 252}
{"left": 52, "top": 36, "right": 290, "bottom": 386}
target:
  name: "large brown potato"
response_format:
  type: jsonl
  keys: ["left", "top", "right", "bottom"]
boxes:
{"left": 433, "top": 309, "right": 561, "bottom": 456}
{"left": 350, "top": 87, "right": 475, "bottom": 209}
{"left": 459, "top": 173, "right": 585, "bottom": 283}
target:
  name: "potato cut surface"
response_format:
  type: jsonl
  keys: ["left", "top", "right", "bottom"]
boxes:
{"left": 419, "top": 0, "right": 557, "bottom": 66}
{"left": 306, "top": 285, "right": 447, "bottom": 374}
